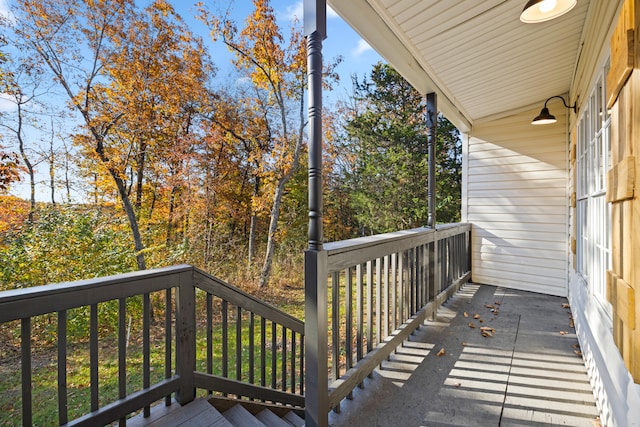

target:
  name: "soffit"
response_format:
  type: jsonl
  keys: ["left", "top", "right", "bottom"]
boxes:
{"left": 328, "top": 0, "right": 592, "bottom": 131}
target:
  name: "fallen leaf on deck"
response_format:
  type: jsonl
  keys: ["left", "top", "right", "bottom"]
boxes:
{"left": 468, "top": 322, "right": 476, "bottom": 329}
{"left": 575, "top": 349, "right": 583, "bottom": 356}
{"left": 481, "top": 331, "right": 493, "bottom": 337}
{"left": 485, "top": 304, "right": 495, "bottom": 309}
{"left": 454, "top": 382, "right": 462, "bottom": 387}
{"left": 559, "top": 331, "right": 568, "bottom": 335}
{"left": 480, "top": 326, "right": 496, "bottom": 333}
{"left": 592, "top": 416, "right": 601, "bottom": 427}
{"left": 479, "top": 319, "right": 484, "bottom": 323}
{"left": 494, "top": 301, "right": 501, "bottom": 305}
{"left": 573, "top": 343, "right": 580, "bottom": 349}
{"left": 562, "top": 303, "right": 570, "bottom": 309}
{"left": 491, "top": 309, "right": 499, "bottom": 315}
{"left": 463, "top": 312, "right": 469, "bottom": 318}
{"left": 473, "top": 314, "right": 480, "bottom": 319}
{"left": 437, "top": 348, "right": 446, "bottom": 357}
{"left": 461, "top": 342, "right": 467, "bottom": 346}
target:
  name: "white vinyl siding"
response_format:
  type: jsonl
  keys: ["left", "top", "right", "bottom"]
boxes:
{"left": 466, "top": 108, "right": 568, "bottom": 296}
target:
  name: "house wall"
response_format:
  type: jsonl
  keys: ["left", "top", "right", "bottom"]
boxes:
{"left": 464, "top": 109, "right": 569, "bottom": 297}
{"left": 567, "top": 1, "right": 640, "bottom": 426}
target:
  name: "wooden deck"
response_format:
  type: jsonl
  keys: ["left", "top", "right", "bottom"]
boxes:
{"left": 328, "top": 283, "right": 600, "bottom": 426}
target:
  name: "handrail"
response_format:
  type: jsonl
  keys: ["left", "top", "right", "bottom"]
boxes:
{"left": 305, "top": 222, "right": 472, "bottom": 427}
{"left": 0, "top": 265, "right": 305, "bottom": 427}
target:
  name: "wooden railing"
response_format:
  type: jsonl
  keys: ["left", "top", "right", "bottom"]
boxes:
{"left": 304, "top": 223, "right": 472, "bottom": 427}
{"left": 0, "top": 265, "right": 304, "bottom": 427}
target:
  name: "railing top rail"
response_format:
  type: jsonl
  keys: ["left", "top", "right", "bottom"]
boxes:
{"left": 193, "top": 268, "right": 304, "bottom": 334}
{"left": 324, "top": 223, "right": 470, "bottom": 272}
{"left": 0, "top": 265, "right": 193, "bottom": 323}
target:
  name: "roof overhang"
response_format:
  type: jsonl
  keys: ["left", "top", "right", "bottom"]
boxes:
{"left": 328, "top": 0, "right": 595, "bottom": 133}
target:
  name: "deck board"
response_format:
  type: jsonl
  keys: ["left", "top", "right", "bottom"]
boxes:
{"left": 328, "top": 284, "right": 600, "bottom": 427}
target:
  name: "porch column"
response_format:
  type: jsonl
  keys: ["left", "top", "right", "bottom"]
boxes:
{"left": 304, "top": 2, "right": 329, "bottom": 427}
{"left": 426, "top": 92, "right": 437, "bottom": 228}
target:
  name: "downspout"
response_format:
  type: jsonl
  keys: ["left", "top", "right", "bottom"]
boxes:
{"left": 304, "top": 2, "right": 329, "bottom": 427}
{"left": 426, "top": 92, "right": 437, "bottom": 228}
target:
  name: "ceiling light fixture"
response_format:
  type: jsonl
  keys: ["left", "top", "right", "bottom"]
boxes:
{"left": 520, "top": 0, "right": 577, "bottom": 23}
{"left": 531, "top": 95, "right": 577, "bottom": 125}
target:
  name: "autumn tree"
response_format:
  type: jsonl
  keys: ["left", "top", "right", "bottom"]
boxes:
{"left": 200, "top": 0, "right": 339, "bottom": 288}
{"left": 10, "top": 0, "right": 213, "bottom": 270}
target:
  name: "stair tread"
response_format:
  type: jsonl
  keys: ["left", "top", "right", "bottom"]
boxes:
{"left": 283, "top": 411, "right": 305, "bottom": 427}
{"left": 223, "top": 404, "right": 267, "bottom": 427}
{"left": 255, "top": 409, "right": 292, "bottom": 427}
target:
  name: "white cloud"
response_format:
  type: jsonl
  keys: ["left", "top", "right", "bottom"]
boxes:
{"left": 0, "top": 0, "right": 10, "bottom": 18}
{"left": 0, "top": 93, "right": 16, "bottom": 113}
{"left": 353, "top": 38, "right": 373, "bottom": 56}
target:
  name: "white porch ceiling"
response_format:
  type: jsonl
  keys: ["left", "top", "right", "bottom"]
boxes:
{"left": 327, "top": 0, "right": 593, "bottom": 132}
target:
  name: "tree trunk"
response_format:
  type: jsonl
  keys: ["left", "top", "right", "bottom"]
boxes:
{"left": 16, "top": 104, "right": 35, "bottom": 223}
{"left": 258, "top": 179, "right": 286, "bottom": 288}
{"left": 111, "top": 170, "right": 146, "bottom": 270}
{"left": 135, "top": 141, "right": 146, "bottom": 212}
{"left": 248, "top": 175, "right": 260, "bottom": 266}
{"left": 49, "top": 121, "right": 55, "bottom": 205}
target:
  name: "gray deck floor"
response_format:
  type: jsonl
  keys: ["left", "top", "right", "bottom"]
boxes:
{"left": 328, "top": 283, "right": 601, "bottom": 427}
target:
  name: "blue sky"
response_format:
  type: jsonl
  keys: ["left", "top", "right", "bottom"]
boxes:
{"left": 1, "top": 0, "right": 383, "bottom": 201}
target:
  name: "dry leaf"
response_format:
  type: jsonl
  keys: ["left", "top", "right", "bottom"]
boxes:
{"left": 485, "top": 304, "right": 495, "bottom": 309}
{"left": 559, "top": 331, "right": 568, "bottom": 335}
{"left": 454, "top": 382, "right": 462, "bottom": 387}
{"left": 562, "top": 303, "right": 570, "bottom": 309}
{"left": 463, "top": 312, "right": 469, "bottom": 318}
{"left": 573, "top": 343, "right": 580, "bottom": 349}
{"left": 481, "top": 331, "right": 493, "bottom": 337}
{"left": 491, "top": 309, "right": 499, "bottom": 315}
{"left": 473, "top": 314, "right": 481, "bottom": 319}
{"left": 468, "top": 322, "right": 476, "bottom": 329}
{"left": 461, "top": 342, "right": 467, "bottom": 346}
{"left": 480, "top": 326, "right": 495, "bottom": 332}
{"left": 569, "top": 319, "right": 575, "bottom": 328}
{"left": 437, "top": 348, "right": 446, "bottom": 357}
{"left": 592, "top": 416, "right": 601, "bottom": 427}
{"left": 494, "top": 301, "right": 501, "bottom": 305}
{"left": 479, "top": 319, "right": 484, "bottom": 323}
{"left": 575, "top": 349, "right": 583, "bottom": 356}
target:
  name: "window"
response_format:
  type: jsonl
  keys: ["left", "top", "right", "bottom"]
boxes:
{"left": 576, "top": 64, "right": 612, "bottom": 315}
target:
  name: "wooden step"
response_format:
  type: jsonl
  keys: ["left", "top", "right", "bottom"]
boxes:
{"left": 223, "top": 404, "right": 267, "bottom": 427}
{"left": 283, "top": 411, "right": 305, "bottom": 427}
{"left": 256, "top": 409, "right": 292, "bottom": 427}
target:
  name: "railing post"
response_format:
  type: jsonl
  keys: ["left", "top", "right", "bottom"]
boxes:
{"left": 305, "top": 1, "right": 328, "bottom": 426}
{"left": 176, "top": 269, "right": 196, "bottom": 405}
{"left": 305, "top": 249, "right": 329, "bottom": 427}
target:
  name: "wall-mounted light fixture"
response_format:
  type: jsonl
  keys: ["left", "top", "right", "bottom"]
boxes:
{"left": 531, "top": 95, "right": 577, "bottom": 125}
{"left": 520, "top": 0, "right": 577, "bottom": 23}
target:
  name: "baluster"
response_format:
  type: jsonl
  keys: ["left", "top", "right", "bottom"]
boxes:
{"left": 90, "top": 303, "right": 99, "bottom": 411}
{"left": 58, "top": 310, "right": 68, "bottom": 425}
{"left": 143, "top": 293, "right": 151, "bottom": 417}
{"left": 236, "top": 306, "right": 242, "bottom": 387}
{"left": 331, "top": 271, "right": 340, "bottom": 382}
{"left": 164, "top": 289, "right": 172, "bottom": 406}
{"left": 282, "top": 327, "right": 287, "bottom": 392}
{"left": 118, "top": 298, "right": 126, "bottom": 427}
{"left": 206, "top": 293, "right": 213, "bottom": 393}
{"left": 391, "top": 253, "right": 397, "bottom": 333}
{"left": 299, "top": 337, "right": 304, "bottom": 395}
{"left": 366, "top": 261, "right": 373, "bottom": 353}
{"left": 261, "top": 317, "right": 266, "bottom": 390}
{"left": 21, "top": 318, "right": 32, "bottom": 427}
{"left": 249, "top": 312, "right": 255, "bottom": 387}
{"left": 345, "top": 268, "right": 353, "bottom": 392}
{"left": 376, "top": 258, "right": 381, "bottom": 347}
{"left": 291, "top": 331, "right": 296, "bottom": 394}
{"left": 356, "top": 263, "right": 364, "bottom": 388}
{"left": 222, "top": 300, "right": 228, "bottom": 395}
{"left": 271, "top": 321, "right": 277, "bottom": 389}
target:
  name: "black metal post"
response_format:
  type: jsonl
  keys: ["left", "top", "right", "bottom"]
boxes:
{"left": 304, "top": 1, "right": 328, "bottom": 426}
